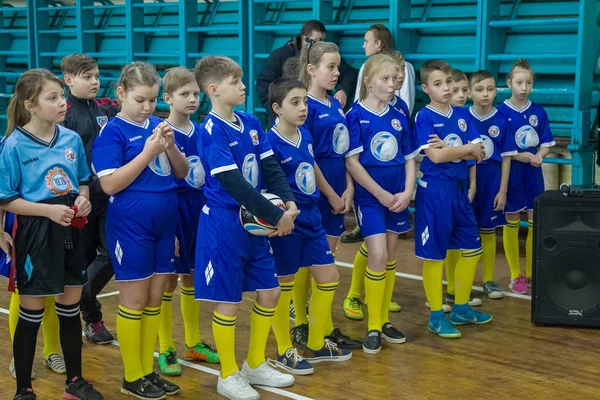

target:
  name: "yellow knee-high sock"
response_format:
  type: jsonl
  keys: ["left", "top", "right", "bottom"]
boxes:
{"left": 247, "top": 303, "right": 276, "bottom": 369}
{"left": 455, "top": 250, "right": 483, "bottom": 306}
{"left": 347, "top": 243, "right": 368, "bottom": 299}
{"left": 445, "top": 250, "right": 460, "bottom": 295}
{"left": 140, "top": 306, "right": 161, "bottom": 376}
{"left": 307, "top": 281, "right": 338, "bottom": 350}
{"left": 480, "top": 229, "right": 497, "bottom": 283}
{"left": 158, "top": 292, "right": 174, "bottom": 353}
{"left": 273, "top": 281, "right": 294, "bottom": 355}
{"left": 180, "top": 286, "right": 201, "bottom": 348}
{"left": 292, "top": 267, "right": 310, "bottom": 326}
{"left": 422, "top": 260, "right": 444, "bottom": 312}
{"left": 381, "top": 260, "right": 397, "bottom": 324}
{"left": 117, "top": 305, "right": 144, "bottom": 383}
{"left": 42, "top": 296, "right": 60, "bottom": 360}
{"left": 365, "top": 267, "right": 386, "bottom": 332}
{"left": 212, "top": 311, "right": 237, "bottom": 379}
{"left": 503, "top": 220, "right": 521, "bottom": 279}
{"left": 9, "top": 292, "right": 19, "bottom": 343}
{"left": 526, "top": 220, "right": 533, "bottom": 278}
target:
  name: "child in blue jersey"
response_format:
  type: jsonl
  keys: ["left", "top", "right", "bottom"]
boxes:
{"left": 155, "top": 67, "right": 220, "bottom": 377}
{"left": 497, "top": 59, "right": 555, "bottom": 294}
{"left": 414, "top": 59, "right": 492, "bottom": 339}
{"left": 0, "top": 69, "right": 102, "bottom": 400}
{"left": 92, "top": 62, "right": 188, "bottom": 399}
{"left": 292, "top": 40, "right": 361, "bottom": 350}
{"left": 388, "top": 51, "right": 411, "bottom": 120}
{"left": 193, "top": 56, "right": 299, "bottom": 400}
{"left": 469, "top": 70, "right": 518, "bottom": 299}
{"left": 345, "top": 53, "right": 418, "bottom": 353}
{"left": 267, "top": 78, "right": 352, "bottom": 375}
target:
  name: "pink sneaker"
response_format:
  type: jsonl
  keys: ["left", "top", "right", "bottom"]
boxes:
{"left": 509, "top": 275, "right": 528, "bottom": 294}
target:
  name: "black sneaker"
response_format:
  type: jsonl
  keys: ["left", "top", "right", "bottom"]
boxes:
{"left": 84, "top": 321, "right": 114, "bottom": 345}
{"left": 340, "top": 226, "right": 364, "bottom": 244}
{"left": 290, "top": 324, "right": 308, "bottom": 349}
{"left": 65, "top": 376, "right": 103, "bottom": 400}
{"left": 325, "top": 328, "right": 362, "bottom": 350}
{"left": 362, "top": 330, "right": 382, "bottom": 354}
{"left": 381, "top": 322, "right": 406, "bottom": 344}
{"left": 145, "top": 372, "right": 180, "bottom": 396}
{"left": 13, "top": 389, "right": 36, "bottom": 400}
{"left": 121, "top": 377, "right": 166, "bottom": 399}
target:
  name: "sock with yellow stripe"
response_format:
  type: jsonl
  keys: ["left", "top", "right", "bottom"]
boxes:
{"left": 423, "top": 260, "right": 444, "bottom": 319}
{"left": 365, "top": 267, "right": 386, "bottom": 332}
{"left": 42, "top": 296, "right": 60, "bottom": 360}
{"left": 480, "top": 229, "right": 497, "bottom": 283}
{"left": 454, "top": 249, "right": 483, "bottom": 309}
{"left": 347, "top": 243, "right": 368, "bottom": 299}
{"left": 381, "top": 260, "right": 397, "bottom": 324}
{"left": 9, "top": 292, "right": 18, "bottom": 343}
{"left": 140, "top": 306, "right": 161, "bottom": 376}
{"left": 292, "top": 267, "right": 310, "bottom": 326}
{"left": 212, "top": 311, "right": 237, "bottom": 378}
{"left": 273, "top": 280, "right": 295, "bottom": 355}
{"left": 117, "top": 305, "right": 144, "bottom": 382}
{"left": 247, "top": 303, "right": 276, "bottom": 369}
{"left": 180, "top": 286, "right": 201, "bottom": 347}
{"left": 158, "top": 292, "right": 174, "bottom": 353}
{"left": 445, "top": 250, "right": 460, "bottom": 295}
{"left": 503, "top": 220, "right": 522, "bottom": 279}
{"left": 526, "top": 219, "right": 533, "bottom": 278}
{"left": 307, "top": 281, "right": 338, "bottom": 350}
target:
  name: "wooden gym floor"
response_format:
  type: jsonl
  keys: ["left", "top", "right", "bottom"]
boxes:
{"left": 0, "top": 232, "right": 599, "bottom": 399}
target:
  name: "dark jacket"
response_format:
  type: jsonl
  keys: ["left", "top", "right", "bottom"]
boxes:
{"left": 256, "top": 35, "right": 358, "bottom": 124}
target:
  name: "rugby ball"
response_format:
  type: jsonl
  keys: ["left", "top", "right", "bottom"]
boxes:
{"left": 240, "top": 193, "right": 287, "bottom": 236}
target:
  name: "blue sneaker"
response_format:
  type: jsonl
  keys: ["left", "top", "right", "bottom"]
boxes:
{"left": 302, "top": 339, "right": 353, "bottom": 363}
{"left": 428, "top": 317, "right": 462, "bottom": 339}
{"left": 450, "top": 308, "right": 493, "bottom": 326}
{"left": 272, "top": 348, "right": 314, "bottom": 375}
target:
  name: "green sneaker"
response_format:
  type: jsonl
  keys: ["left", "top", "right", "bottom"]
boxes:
{"left": 183, "top": 341, "right": 220, "bottom": 364}
{"left": 158, "top": 348, "right": 182, "bottom": 376}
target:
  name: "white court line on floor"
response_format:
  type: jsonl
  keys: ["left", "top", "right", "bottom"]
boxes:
{"left": 97, "top": 291, "right": 119, "bottom": 299}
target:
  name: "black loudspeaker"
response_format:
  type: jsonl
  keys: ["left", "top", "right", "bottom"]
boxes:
{"left": 532, "top": 190, "right": 600, "bottom": 327}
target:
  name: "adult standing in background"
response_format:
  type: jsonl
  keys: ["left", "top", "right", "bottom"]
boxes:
{"left": 257, "top": 20, "right": 358, "bottom": 125}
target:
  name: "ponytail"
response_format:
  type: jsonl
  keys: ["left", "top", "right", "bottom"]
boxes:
{"left": 299, "top": 40, "right": 339, "bottom": 90}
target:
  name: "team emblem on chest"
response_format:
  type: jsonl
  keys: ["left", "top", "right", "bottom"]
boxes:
{"left": 458, "top": 118, "right": 467, "bottom": 132}
{"left": 529, "top": 115, "right": 538, "bottom": 127}
{"left": 295, "top": 162, "right": 316, "bottom": 195}
{"left": 96, "top": 116, "right": 108, "bottom": 128}
{"left": 391, "top": 119, "right": 403, "bottom": 132}
{"left": 488, "top": 125, "right": 500, "bottom": 138}
{"left": 45, "top": 167, "right": 73, "bottom": 196}
{"left": 250, "top": 129, "right": 260, "bottom": 145}
{"left": 65, "top": 148, "right": 77, "bottom": 164}
{"left": 371, "top": 132, "right": 398, "bottom": 162}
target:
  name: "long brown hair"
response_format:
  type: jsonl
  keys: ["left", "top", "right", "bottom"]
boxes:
{"left": 6, "top": 69, "right": 64, "bottom": 137}
{"left": 299, "top": 40, "right": 339, "bottom": 90}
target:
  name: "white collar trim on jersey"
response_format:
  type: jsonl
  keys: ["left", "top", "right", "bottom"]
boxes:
{"left": 389, "top": 96, "right": 398, "bottom": 106}
{"left": 116, "top": 114, "right": 150, "bottom": 129}
{"left": 271, "top": 126, "right": 302, "bottom": 148}
{"left": 209, "top": 110, "right": 244, "bottom": 132}
{"left": 165, "top": 120, "right": 195, "bottom": 137}
{"left": 308, "top": 93, "right": 331, "bottom": 107}
{"left": 426, "top": 104, "right": 453, "bottom": 119}
{"left": 359, "top": 100, "right": 390, "bottom": 117}
{"left": 469, "top": 107, "right": 497, "bottom": 122}
{"left": 504, "top": 99, "right": 532, "bottom": 113}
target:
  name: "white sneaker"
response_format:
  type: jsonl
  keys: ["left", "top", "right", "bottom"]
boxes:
{"left": 241, "top": 360, "right": 295, "bottom": 388}
{"left": 217, "top": 371, "right": 259, "bottom": 400}
{"left": 9, "top": 359, "right": 35, "bottom": 379}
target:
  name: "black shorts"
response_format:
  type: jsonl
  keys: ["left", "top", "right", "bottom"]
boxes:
{"left": 14, "top": 195, "right": 88, "bottom": 296}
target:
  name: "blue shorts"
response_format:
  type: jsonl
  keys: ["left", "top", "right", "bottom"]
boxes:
{"left": 316, "top": 157, "right": 346, "bottom": 237}
{"left": 174, "top": 190, "right": 206, "bottom": 275}
{"left": 0, "top": 212, "right": 14, "bottom": 279}
{"left": 270, "top": 206, "right": 334, "bottom": 276}
{"left": 106, "top": 191, "right": 177, "bottom": 282}
{"left": 473, "top": 163, "right": 507, "bottom": 229}
{"left": 194, "top": 206, "right": 279, "bottom": 303}
{"left": 506, "top": 160, "right": 544, "bottom": 213}
{"left": 415, "top": 178, "right": 481, "bottom": 261}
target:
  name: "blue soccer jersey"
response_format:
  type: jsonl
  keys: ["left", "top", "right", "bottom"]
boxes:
{"left": 469, "top": 107, "right": 518, "bottom": 164}
{"left": 303, "top": 94, "right": 350, "bottom": 159}
{"left": 389, "top": 95, "right": 410, "bottom": 119}
{"left": 0, "top": 125, "right": 91, "bottom": 204}
{"left": 92, "top": 115, "right": 177, "bottom": 193}
{"left": 266, "top": 126, "right": 319, "bottom": 207}
{"left": 415, "top": 105, "right": 482, "bottom": 182}
{"left": 198, "top": 110, "right": 273, "bottom": 209}
{"left": 167, "top": 120, "right": 206, "bottom": 192}
{"left": 496, "top": 100, "right": 555, "bottom": 155}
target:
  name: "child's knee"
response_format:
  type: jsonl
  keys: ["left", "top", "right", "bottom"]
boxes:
{"left": 256, "top": 287, "right": 280, "bottom": 309}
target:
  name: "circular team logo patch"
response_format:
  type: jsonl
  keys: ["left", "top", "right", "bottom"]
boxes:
{"left": 515, "top": 125, "right": 539, "bottom": 150}
{"left": 391, "top": 119, "right": 403, "bottom": 132}
{"left": 370, "top": 131, "right": 398, "bottom": 162}
{"left": 444, "top": 133, "right": 464, "bottom": 163}
{"left": 250, "top": 130, "right": 260, "bottom": 146}
{"left": 148, "top": 152, "right": 172, "bottom": 176}
{"left": 529, "top": 115, "right": 538, "bottom": 127}
{"left": 295, "top": 162, "right": 316, "bottom": 195}
{"left": 458, "top": 118, "right": 467, "bottom": 132}
{"left": 481, "top": 135, "right": 494, "bottom": 161}
{"left": 308, "top": 143, "right": 314, "bottom": 157}
{"left": 242, "top": 153, "right": 259, "bottom": 188}
{"left": 186, "top": 156, "right": 205, "bottom": 188}
{"left": 488, "top": 125, "right": 500, "bottom": 138}
{"left": 45, "top": 167, "right": 73, "bottom": 196}
{"left": 64, "top": 148, "right": 76, "bottom": 164}
{"left": 332, "top": 123, "right": 350, "bottom": 155}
